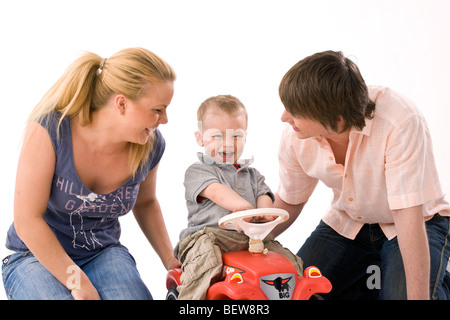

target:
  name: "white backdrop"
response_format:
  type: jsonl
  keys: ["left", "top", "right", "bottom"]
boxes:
{"left": 1, "top": 0, "right": 449, "bottom": 300}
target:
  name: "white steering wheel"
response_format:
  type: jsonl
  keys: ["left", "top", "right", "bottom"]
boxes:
{"left": 218, "top": 208, "right": 289, "bottom": 240}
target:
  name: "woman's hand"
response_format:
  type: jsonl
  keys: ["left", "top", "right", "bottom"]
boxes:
{"left": 70, "top": 286, "right": 101, "bottom": 300}
{"left": 165, "top": 256, "right": 182, "bottom": 271}
{"left": 69, "top": 271, "right": 102, "bottom": 300}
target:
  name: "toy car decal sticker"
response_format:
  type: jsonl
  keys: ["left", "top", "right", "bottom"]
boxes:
{"left": 223, "top": 264, "right": 246, "bottom": 283}
{"left": 224, "top": 264, "right": 245, "bottom": 275}
{"left": 262, "top": 277, "right": 291, "bottom": 288}
{"left": 230, "top": 273, "right": 244, "bottom": 283}
{"left": 308, "top": 267, "right": 322, "bottom": 278}
{"left": 260, "top": 273, "right": 295, "bottom": 300}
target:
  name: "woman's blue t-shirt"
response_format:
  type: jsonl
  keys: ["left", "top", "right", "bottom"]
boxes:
{"left": 6, "top": 111, "right": 165, "bottom": 260}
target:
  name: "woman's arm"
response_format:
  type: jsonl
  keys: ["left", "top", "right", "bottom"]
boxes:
{"left": 133, "top": 163, "right": 180, "bottom": 270}
{"left": 14, "top": 123, "right": 100, "bottom": 300}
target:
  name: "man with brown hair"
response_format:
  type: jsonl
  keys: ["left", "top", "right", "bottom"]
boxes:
{"left": 274, "top": 50, "right": 450, "bottom": 300}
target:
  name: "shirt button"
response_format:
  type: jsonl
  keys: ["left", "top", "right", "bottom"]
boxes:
{"left": 357, "top": 216, "right": 362, "bottom": 219}
{"left": 344, "top": 174, "right": 348, "bottom": 178}
{"left": 349, "top": 197, "right": 354, "bottom": 202}
{"left": 329, "top": 156, "right": 334, "bottom": 161}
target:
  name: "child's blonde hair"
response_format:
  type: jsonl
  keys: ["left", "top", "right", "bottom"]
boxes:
{"left": 28, "top": 47, "right": 176, "bottom": 175}
{"left": 197, "top": 95, "right": 248, "bottom": 131}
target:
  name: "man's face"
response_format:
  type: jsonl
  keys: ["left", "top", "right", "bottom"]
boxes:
{"left": 281, "top": 109, "right": 331, "bottom": 139}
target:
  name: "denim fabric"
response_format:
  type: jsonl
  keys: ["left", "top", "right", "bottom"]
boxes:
{"left": 2, "top": 244, "right": 152, "bottom": 300}
{"left": 298, "top": 214, "right": 450, "bottom": 300}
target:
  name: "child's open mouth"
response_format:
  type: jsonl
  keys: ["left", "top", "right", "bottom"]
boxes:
{"left": 218, "top": 151, "right": 234, "bottom": 160}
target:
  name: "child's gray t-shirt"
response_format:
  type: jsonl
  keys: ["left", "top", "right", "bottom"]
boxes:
{"left": 178, "top": 153, "right": 274, "bottom": 242}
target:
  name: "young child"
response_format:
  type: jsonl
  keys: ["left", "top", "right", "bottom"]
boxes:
{"left": 174, "top": 95, "right": 303, "bottom": 300}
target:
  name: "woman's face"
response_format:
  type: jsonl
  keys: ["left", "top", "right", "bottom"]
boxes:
{"left": 122, "top": 81, "right": 174, "bottom": 145}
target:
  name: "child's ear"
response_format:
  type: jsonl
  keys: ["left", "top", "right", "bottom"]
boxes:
{"left": 195, "top": 131, "right": 204, "bottom": 147}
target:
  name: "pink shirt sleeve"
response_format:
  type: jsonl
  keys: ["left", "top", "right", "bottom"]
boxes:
{"left": 277, "top": 125, "right": 318, "bottom": 205}
{"left": 385, "top": 114, "right": 443, "bottom": 210}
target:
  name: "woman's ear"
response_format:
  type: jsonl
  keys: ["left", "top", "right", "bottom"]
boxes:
{"left": 114, "top": 94, "right": 128, "bottom": 115}
{"left": 195, "top": 131, "right": 204, "bottom": 147}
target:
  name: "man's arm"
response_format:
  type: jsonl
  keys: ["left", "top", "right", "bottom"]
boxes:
{"left": 272, "top": 193, "right": 307, "bottom": 238}
{"left": 392, "top": 205, "right": 430, "bottom": 300}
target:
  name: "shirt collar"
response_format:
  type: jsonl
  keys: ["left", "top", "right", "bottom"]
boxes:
{"left": 312, "top": 117, "right": 373, "bottom": 145}
{"left": 351, "top": 117, "right": 373, "bottom": 136}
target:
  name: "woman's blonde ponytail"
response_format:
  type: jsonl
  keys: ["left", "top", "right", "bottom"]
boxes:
{"left": 30, "top": 52, "right": 102, "bottom": 126}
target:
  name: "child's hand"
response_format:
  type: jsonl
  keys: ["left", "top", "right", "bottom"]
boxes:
{"left": 244, "top": 215, "right": 277, "bottom": 223}
{"left": 231, "top": 206, "right": 254, "bottom": 214}
{"left": 231, "top": 207, "right": 277, "bottom": 223}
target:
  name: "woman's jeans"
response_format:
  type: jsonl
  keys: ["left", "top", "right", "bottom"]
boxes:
{"left": 2, "top": 244, "right": 152, "bottom": 300}
{"left": 298, "top": 214, "right": 450, "bottom": 300}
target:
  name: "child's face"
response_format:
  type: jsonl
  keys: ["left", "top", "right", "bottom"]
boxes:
{"left": 196, "top": 106, "right": 247, "bottom": 164}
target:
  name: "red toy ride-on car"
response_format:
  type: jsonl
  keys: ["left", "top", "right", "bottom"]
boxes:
{"left": 166, "top": 208, "right": 332, "bottom": 300}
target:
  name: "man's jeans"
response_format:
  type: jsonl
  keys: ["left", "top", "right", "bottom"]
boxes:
{"left": 2, "top": 244, "right": 152, "bottom": 300}
{"left": 298, "top": 214, "right": 450, "bottom": 300}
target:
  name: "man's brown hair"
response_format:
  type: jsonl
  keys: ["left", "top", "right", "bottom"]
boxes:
{"left": 279, "top": 50, "right": 375, "bottom": 132}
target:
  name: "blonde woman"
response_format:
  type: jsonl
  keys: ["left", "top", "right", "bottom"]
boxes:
{"left": 2, "top": 48, "right": 180, "bottom": 300}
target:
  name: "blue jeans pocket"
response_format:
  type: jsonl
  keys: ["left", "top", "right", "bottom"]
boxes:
{"left": 2, "top": 252, "right": 30, "bottom": 274}
{"left": 2, "top": 252, "right": 30, "bottom": 299}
